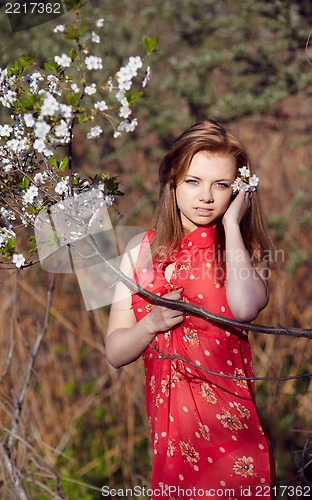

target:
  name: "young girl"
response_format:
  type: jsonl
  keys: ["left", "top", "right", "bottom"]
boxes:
{"left": 106, "top": 120, "right": 275, "bottom": 498}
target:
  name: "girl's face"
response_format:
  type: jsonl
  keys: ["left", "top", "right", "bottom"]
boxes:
{"left": 175, "top": 151, "right": 236, "bottom": 232}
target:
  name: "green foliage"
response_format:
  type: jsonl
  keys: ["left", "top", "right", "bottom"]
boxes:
{"left": 143, "top": 36, "right": 159, "bottom": 55}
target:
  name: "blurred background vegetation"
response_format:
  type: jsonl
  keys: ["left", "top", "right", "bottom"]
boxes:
{"left": 0, "top": 0, "right": 312, "bottom": 497}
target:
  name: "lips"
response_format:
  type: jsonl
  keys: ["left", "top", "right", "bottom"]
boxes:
{"left": 195, "top": 208, "right": 213, "bottom": 216}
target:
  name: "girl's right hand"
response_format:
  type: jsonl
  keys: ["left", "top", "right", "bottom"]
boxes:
{"left": 146, "top": 288, "right": 184, "bottom": 334}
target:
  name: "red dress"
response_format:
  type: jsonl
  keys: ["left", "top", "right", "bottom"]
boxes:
{"left": 132, "top": 226, "right": 274, "bottom": 499}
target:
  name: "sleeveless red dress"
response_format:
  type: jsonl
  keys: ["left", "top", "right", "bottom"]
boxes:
{"left": 132, "top": 226, "right": 274, "bottom": 499}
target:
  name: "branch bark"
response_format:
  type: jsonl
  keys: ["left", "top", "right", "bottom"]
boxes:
{"left": 87, "top": 235, "right": 312, "bottom": 340}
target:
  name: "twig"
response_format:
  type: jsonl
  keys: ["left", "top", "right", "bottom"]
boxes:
{"left": 86, "top": 234, "right": 312, "bottom": 340}
{"left": 1, "top": 274, "right": 56, "bottom": 499}
{"left": 0, "top": 441, "right": 28, "bottom": 500}
{"left": 8, "top": 274, "right": 56, "bottom": 449}
{"left": 0, "top": 274, "right": 17, "bottom": 385}
{"left": 149, "top": 343, "right": 312, "bottom": 382}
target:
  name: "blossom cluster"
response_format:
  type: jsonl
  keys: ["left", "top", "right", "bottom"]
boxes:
{"left": 232, "top": 166, "right": 259, "bottom": 193}
{"left": 0, "top": 13, "right": 156, "bottom": 268}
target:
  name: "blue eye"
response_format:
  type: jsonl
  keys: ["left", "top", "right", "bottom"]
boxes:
{"left": 215, "top": 182, "right": 230, "bottom": 189}
{"left": 185, "top": 179, "right": 198, "bottom": 185}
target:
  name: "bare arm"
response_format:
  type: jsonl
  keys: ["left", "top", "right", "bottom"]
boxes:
{"left": 106, "top": 288, "right": 184, "bottom": 368}
{"left": 222, "top": 191, "right": 269, "bottom": 322}
{"left": 105, "top": 239, "right": 184, "bottom": 368}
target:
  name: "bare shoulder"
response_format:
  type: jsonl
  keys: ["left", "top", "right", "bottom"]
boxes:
{"left": 106, "top": 231, "right": 149, "bottom": 337}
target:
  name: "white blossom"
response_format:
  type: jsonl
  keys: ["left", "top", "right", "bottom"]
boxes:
{"left": 116, "top": 56, "right": 143, "bottom": 92}
{"left": 249, "top": 174, "right": 259, "bottom": 188}
{"left": 94, "top": 100, "right": 108, "bottom": 111}
{"left": 128, "top": 56, "right": 143, "bottom": 73}
{"left": 54, "top": 54, "right": 71, "bottom": 69}
{"left": 119, "top": 104, "right": 131, "bottom": 119}
{"left": 34, "top": 120, "right": 50, "bottom": 139}
{"left": 23, "top": 185, "right": 39, "bottom": 205}
{"left": 0, "top": 207, "right": 15, "bottom": 221}
{"left": 71, "top": 83, "right": 80, "bottom": 93}
{"left": 33, "top": 138, "right": 46, "bottom": 153}
{"left": 96, "top": 18, "right": 104, "bottom": 28}
{"left": 24, "top": 113, "right": 35, "bottom": 127}
{"left": 55, "top": 177, "right": 69, "bottom": 195}
{"left": 117, "top": 118, "right": 138, "bottom": 133}
{"left": 85, "top": 83, "right": 97, "bottom": 95}
{"left": 59, "top": 104, "right": 72, "bottom": 119}
{"left": 142, "top": 66, "right": 151, "bottom": 88}
{"left": 91, "top": 31, "right": 100, "bottom": 43}
{"left": 87, "top": 126, "right": 103, "bottom": 139}
{"left": 47, "top": 74, "right": 61, "bottom": 95}
{"left": 0, "top": 89, "right": 17, "bottom": 107}
{"left": 0, "top": 124, "right": 13, "bottom": 137}
{"left": 54, "top": 119, "right": 70, "bottom": 141}
{"left": 6, "top": 137, "right": 29, "bottom": 153}
{"left": 104, "top": 194, "right": 114, "bottom": 207}
{"left": 85, "top": 55, "right": 103, "bottom": 70}
{"left": 40, "top": 92, "right": 60, "bottom": 116}
{"left": 238, "top": 166, "right": 250, "bottom": 178}
{"left": 24, "top": 72, "right": 44, "bottom": 94}
{"left": 12, "top": 253, "right": 25, "bottom": 268}
{"left": 54, "top": 24, "right": 65, "bottom": 33}
{"left": 34, "top": 172, "right": 48, "bottom": 184}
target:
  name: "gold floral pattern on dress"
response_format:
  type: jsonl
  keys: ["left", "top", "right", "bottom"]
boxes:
{"left": 217, "top": 408, "right": 243, "bottom": 431}
{"left": 199, "top": 382, "right": 218, "bottom": 404}
{"left": 234, "top": 402, "right": 251, "bottom": 419}
{"left": 167, "top": 437, "right": 176, "bottom": 457}
{"left": 171, "top": 360, "right": 184, "bottom": 385}
{"left": 155, "top": 393, "right": 164, "bottom": 407}
{"left": 196, "top": 420, "right": 211, "bottom": 441}
{"left": 233, "top": 368, "right": 248, "bottom": 388}
{"left": 179, "top": 440, "right": 200, "bottom": 468}
{"left": 149, "top": 375, "right": 156, "bottom": 394}
{"left": 233, "top": 456, "right": 257, "bottom": 478}
{"left": 183, "top": 326, "right": 200, "bottom": 348}
{"left": 161, "top": 375, "right": 171, "bottom": 397}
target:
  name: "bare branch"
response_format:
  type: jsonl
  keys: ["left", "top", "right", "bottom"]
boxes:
{"left": 8, "top": 274, "right": 56, "bottom": 449}
{"left": 87, "top": 234, "right": 312, "bottom": 340}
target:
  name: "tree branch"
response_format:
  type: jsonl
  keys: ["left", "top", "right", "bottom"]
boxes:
{"left": 87, "top": 234, "right": 312, "bottom": 340}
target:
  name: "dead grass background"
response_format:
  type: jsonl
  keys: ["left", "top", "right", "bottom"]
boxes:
{"left": 0, "top": 96, "right": 312, "bottom": 498}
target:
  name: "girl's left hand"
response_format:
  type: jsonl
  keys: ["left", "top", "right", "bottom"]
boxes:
{"left": 222, "top": 191, "right": 251, "bottom": 227}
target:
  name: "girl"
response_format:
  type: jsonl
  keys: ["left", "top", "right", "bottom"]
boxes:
{"left": 106, "top": 120, "right": 275, "bottom": 498}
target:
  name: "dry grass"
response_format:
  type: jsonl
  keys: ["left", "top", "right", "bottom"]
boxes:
{"left": 0, "top": 104, "right": 312, "bottom": 496}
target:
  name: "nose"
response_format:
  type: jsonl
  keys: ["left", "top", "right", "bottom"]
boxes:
{"left": 199, "top": 186, "right": 214, "bottom": 203}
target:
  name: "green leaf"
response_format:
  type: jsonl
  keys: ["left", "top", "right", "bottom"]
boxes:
{"left": 144, "top": 37, "right": 159, "bottom": 55}
{"left": 20, "top": 54, "right": 34, "bottom": 71}
{"left": 5, "top": 237, "right": 16, "bottom": 252}
{"left": 70, "top": 48, "right": 77, "bottom": 62}
{"left": 72, "top": 175, "right": 79, "bottom": 186}
{"left": 66, "top": 93, "right": 80, "bottom": 106}
{"left": 19, "top": 91, "right": 35, "bottom": 111}
{"left": 125, "top": 91, "right": 143, "bottom": 104}
{"left": 16, "top": 176, "right": 29, "bottom": 190}
{"left": 65, "top": 28, "right": 77, "bottom": 40}
{"left": 49, "top": 156, "right": 59, "bottom": 168}
{"left": 29, "top": 235, "right": 38, "bottom": 253}
{"left": 59, "top": 157, "right": 69, "bottom": 171}
{"left": 44, "top": 63, "right": 57, "bottom": 72}
{"left": 79, "top": 25, "right": 89, "bottom": 36}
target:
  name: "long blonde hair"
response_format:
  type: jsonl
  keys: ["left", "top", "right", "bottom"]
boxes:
{"left": 151, "top": 120, "right": 273, "bottom": 266}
